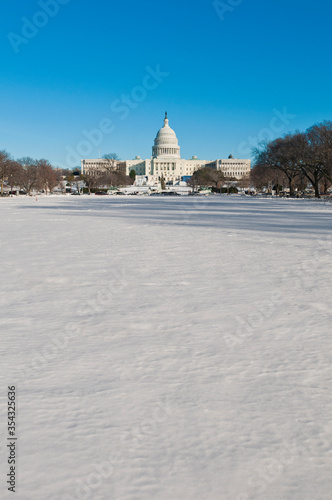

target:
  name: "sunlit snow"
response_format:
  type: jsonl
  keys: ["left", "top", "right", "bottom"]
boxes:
{"left": 1, "top": 195, "right": 332, "bottom": 500}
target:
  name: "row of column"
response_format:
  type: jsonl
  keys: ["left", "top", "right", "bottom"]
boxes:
{"left": 156, "top": 148, "right": 178, "bottom": 155}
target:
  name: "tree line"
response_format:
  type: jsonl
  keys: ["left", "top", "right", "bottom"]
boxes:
{"left": 0, "top": 150, "right": 133, "bottom": 196}
{"left": 186, "top": 167, "right": 250, "bottom": 192}
{"left": 0, "top": 151, "right": 63, "bottom": 196}
{"left": 252, "top": 121, "right": 332, "bottom": 198}
{"left": 82, "top": 169, "right": 133, "bottom": 194}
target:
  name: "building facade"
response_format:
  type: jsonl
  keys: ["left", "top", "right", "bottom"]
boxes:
{"left": 205, "top": 158, "right": 251, "bottom": 179}
{"left": 81, "top": 113, "right": 251, "bottom": 184}
{"left": 81, "top": 158, "right": 126, "bottom": 177}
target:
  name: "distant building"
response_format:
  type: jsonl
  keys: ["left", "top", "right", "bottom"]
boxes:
{"left": 206, "top": 156, "right": 251, "bottom": 179}
{"left": 81, "top": 158, "right": 126, "bottom": 177}
{"left": 81, "top": 113, "right": 251, "bottom": 184}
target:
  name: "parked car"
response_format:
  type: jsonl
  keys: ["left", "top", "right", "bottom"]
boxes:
{"left": 161, "top": 191, "right": 180, "bottom": 196}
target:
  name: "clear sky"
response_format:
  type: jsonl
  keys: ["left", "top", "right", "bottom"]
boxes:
{"left": 1, "top": 0, "right": 332, "bottom": 169}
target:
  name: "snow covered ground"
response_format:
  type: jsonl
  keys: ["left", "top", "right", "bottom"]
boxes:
{"left": 1, "top": 194, "right": 332, "bottom": 500}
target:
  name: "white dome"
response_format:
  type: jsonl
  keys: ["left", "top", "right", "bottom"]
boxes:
{"left": 152, "top": 113, "right": 181, "bottom": 159}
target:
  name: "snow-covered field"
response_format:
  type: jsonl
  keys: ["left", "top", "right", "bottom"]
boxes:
{"left": 1, "top": 195, "right": 332, "bottom": 500}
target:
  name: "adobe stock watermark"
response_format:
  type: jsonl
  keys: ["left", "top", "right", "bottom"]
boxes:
{"left": 280, "top": 235, "right": 332, "bottom": 298}
{"left": 237, "top": 108, "right": 297, "bottom": 156}
{"left": 7, "top": 0, "right": 71, "bottom": 54}
{"left": 52, "top": 401, "right": 172, "bottom": 500}
{"left": 223, "top": 291, "right": 285, "bottom": 348}
{"left": 213, "top": 0, "right": 245, "bottom": 22}
{"left": 17, "top": 267, "right": 127, "bottom": 386}
{"left": 236, "top": 418, "right": 332, "bottom": 500}
{"left": 235, "top": 440, "right": 299, "bottom": 500}
{"left": 65, "top": 65, "right": 170, "bottom": 168}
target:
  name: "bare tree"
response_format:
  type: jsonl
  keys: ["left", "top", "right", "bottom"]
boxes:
{"left": 250, "top": 163, "right": 275, "bottom": 192}
{"left": 253, "top": 134, "right": 302, "bottom": 196}
{"left": 64, "top": 172, "right": 75, "bottom": 192}
{"left": 190, "top": 167, "right": 225, "bottom": 189}
{"left": 277, "top": 123, "right": 332, "bottom": 198}
{"left": 187, "top": 175, "right": 199, "bottom": 193}
{"left": 102, "top": 153, "right": 120, "bottom": 161}
{"left": 7, "top": 160, "right": 23, "bottom": 194}
{"left": 223, "top": 176, "right": 238, "bottom": 194}
{"left": 101, "top": 153, "right": 120, "bottom": 176}
{"left": 252, "top": 123, "right": 332, "bottom": 198}
{"left": 83, "top": 174, "right": 98, "bottom": 194}
{"left": 96, "top": 172, "right": 113, "bottom": 189}
{"left": 36, "top": 159, "right": 58, "bottom": 194}
{"left": 293, "top": 128, "right": 324, "bottom": 198}
{"left": 83, "top": 169, "right": 130, "bottom": 193}
{"left": 17, "top": 157, "right": 38, "bottom": 195}
{"left": 320, "top": 176, "right": 332, "bottom": 195}
{"left": 115, "top": 170, "right": 131, "bottom": 186}
{"left": 237, "top": 174, "right": 251, "bottom": 190}
{"left": 0, "top": 150, "right": 12, "bottom": 196}
{"left": 208, "top": 168, "right": 226, "bottom": 189}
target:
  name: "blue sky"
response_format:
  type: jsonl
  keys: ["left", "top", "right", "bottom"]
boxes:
{"left": 1, "top": 0, "right": 332, "bottom": 169}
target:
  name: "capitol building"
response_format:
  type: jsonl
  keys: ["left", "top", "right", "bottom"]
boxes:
{"left": 81, "top": 113, "right": 251, "bottom": 184}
